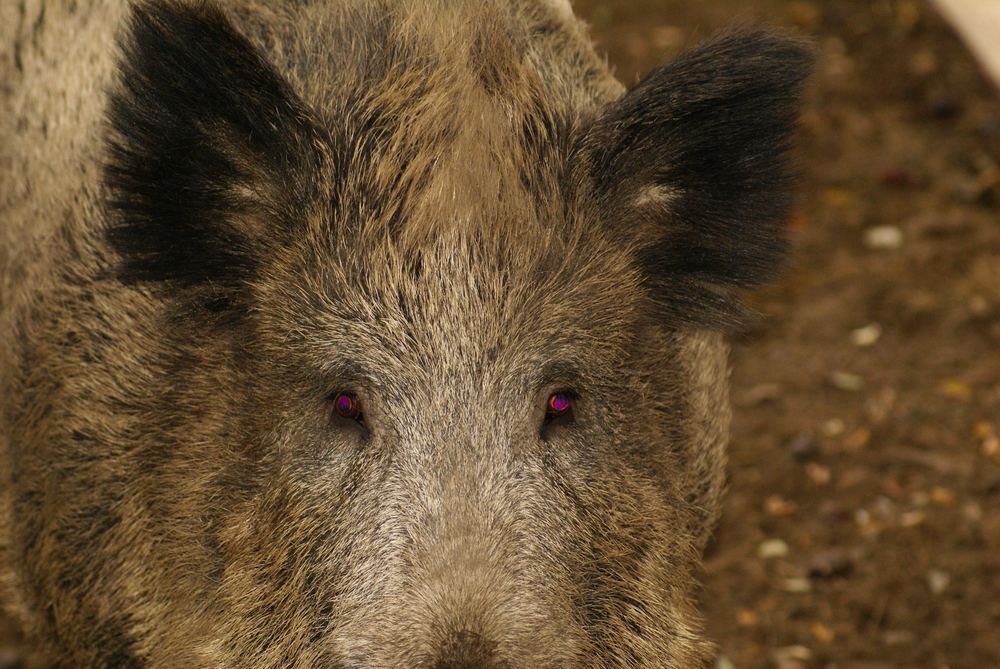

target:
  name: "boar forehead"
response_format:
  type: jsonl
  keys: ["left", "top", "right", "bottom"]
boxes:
{"left": 256, "top": 226, "right": 642, "bottom": 400}
{"left": 231, "top": 2, "right": 636, "bottom": 391}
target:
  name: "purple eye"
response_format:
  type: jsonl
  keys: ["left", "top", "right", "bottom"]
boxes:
{"left": 547, "top": 392, "right": 572, "bottom": 415}
{"left": 333, "top": 393, "right": 361, "bottom": 420}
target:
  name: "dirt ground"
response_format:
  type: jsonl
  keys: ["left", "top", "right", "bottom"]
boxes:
{"left": 2, "top": 1, "right": 998, "bottom": 668}
{"left": 568, "top": 0, "right": 1000, "bottom": 667}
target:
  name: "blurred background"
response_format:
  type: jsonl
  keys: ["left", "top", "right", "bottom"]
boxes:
{"left": 2, "top": 1, "right": 998, "bottom": 668}
{"left": 566, "top": 1, "right": 999, "bottom": 667}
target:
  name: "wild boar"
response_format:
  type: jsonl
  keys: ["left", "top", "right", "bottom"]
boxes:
{"left": 0, "top": 0, "right": 810, "bottom": 667}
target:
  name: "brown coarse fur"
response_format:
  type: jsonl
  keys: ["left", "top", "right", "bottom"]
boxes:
{"left": 0, "top": 1, "right": 810, "bottom": 667}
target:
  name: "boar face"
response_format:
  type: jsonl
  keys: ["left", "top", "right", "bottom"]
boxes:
{"left": 5, "top": 1, "right": 809, "bottom": 667}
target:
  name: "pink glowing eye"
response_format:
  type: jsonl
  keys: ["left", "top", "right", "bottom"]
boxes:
{"left": 547, "top": 393, "right": 572, "bottom": 415}
{"left": 333, "top": 393, "right": 360, "bottom": 420}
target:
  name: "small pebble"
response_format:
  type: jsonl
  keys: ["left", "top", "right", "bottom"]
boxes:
{"left": 822, "top": 418, "right": 846, "bottom": 437}
{"left": 782, "top": 577, "right": 812, "bottom": 593}
{"left": 974, "top": 422, "right": 997, "bottom": 440}
{"left": 864, "top": 387, "right": 897, "bottom": 423}
{"left": 927, "top": 570, "right": 951, "bottom": 595}
{"left": 649, "top": 25, "right": 684, "bottom": 50}
{"left": 879, "top": 167, "right": 913, "bottom": 188}
{"left": 975, "top": 165, "right": 1000, "bottom": 192}
{"left": 806, "top": 463, "right": 832, "bottom": 485}
{"left": 969, "top": 294, "right": 990, "bottom": 316}
{"left": 785, "top": 2, "right": 821, "bottom": 30}
{"left": 938, "top": 379, "right": 972, "bottom": 401}
{"left": 874, "top": 495, "right": 896, "bottom": 518}
{"left": 818, "top": 499, "right": 841, "bottom": 517}
{"left": 765, "top": 495, "right": 799, "bottom": 518}
{"left": 811, "top": 622, "right": 835, "bottom": 643}
{"left": 900, "top": 510, "right": 927, "bottom": 528}
{"left": 882, "top": 476, "right": 905, "bottom": 497}
{"left": 843, "top": 427, "right": 872, "bottom": 451}
{"left": 758, "top": 539, "right": 790, "bottom": 560}
{"left": 830, "top": 371, "right": 865, "bottom": 392}
{"left": 808, "top": 548, "right": 854, "bottom": 578}
{"left": 929, "top": 95, "right": 962, "bottom": 119}
{"left": 884, "top": 629, "right": 916, "bottom": 645}
{"left": 739, "top": 383, "right": 785, "bottom": 406}
{"left": 789, "top": 433, "right": 819, "bottom": 462}
{"left": 821, "top": 187, "right": 855, "bottom": 208}
{"left": 716, "top": 656, "right": 736, "bottom": 669}
{"left": 964, "top": 502, "right": 984, "bottom": 522}
{"left": 773, "top": 646, "right": 813, "bottom": 663}
{"left": 850, "top": 323, "right": 883, "bottom": 347}
{"left": 775, "top": 662, "right": 805, "bottom": 669}
{"left": 822, "top": 36, "right": 853, "bottom": 78}
{"left": 910, "top": 49, "right": 937, "bottom": 76}
{"left": 930, "top": 487, "right": 957, "bottom": 507}
{"left": 864, "top": 225, "right": 904, "bottom": 250}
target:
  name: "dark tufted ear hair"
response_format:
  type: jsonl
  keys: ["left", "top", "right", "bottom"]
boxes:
{"left": 104, "top": 0, "right": 326, "bottom": 311}
{"left": 581, "top": 29, "right": 813, "bottom": 329}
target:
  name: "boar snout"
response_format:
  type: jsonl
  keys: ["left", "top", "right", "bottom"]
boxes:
{"left": 399, "top": 451, "right": 574, "bottom": 669}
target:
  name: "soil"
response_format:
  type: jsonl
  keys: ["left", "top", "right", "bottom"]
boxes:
{"left": 2, "top": 1, "right": 998, "bottom": 668}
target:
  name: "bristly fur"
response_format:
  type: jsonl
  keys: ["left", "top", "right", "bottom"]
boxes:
{"left": 1, "top": 1, "right": 810, "bottom": 667}
{"left": 582, "top": 29, "right": 813, "bottom": 329}
{"left": 104, "top": 1, "right": 328, "bottom": 309}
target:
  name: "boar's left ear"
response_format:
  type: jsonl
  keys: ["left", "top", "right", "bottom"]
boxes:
{"left": 104, "top": 0, "right": 326, "bottom": 310}
{"left": 581, "top": 30, "right": 812, "bottom": 329}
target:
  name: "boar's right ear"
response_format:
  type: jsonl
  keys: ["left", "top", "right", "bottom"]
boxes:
{"left": 104, "top": 0, "right": 326, "bottom": 310}
{"left": 580, "top": 30, "right": 812, "bottom": 329}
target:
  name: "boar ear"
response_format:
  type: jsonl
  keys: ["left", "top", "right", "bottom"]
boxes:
{"left": 104, "top": 0, "right": 325, "bottom": 306}
{"left": 581, "top": 30, "right": 812, "bottom": 329}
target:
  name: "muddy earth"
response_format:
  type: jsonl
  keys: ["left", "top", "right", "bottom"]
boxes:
{"left": 2, "top": 1, "right": 999, "bottom": 668}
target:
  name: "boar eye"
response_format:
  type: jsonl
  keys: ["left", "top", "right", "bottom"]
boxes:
{"left": 547, "top": 393, "right": 572, "bottom": 415}
{"left": 542, "top": 392, "right": 575, "bottom": 433}
{"left": 331, "top": 392, "right": 364, "bottom": 425}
